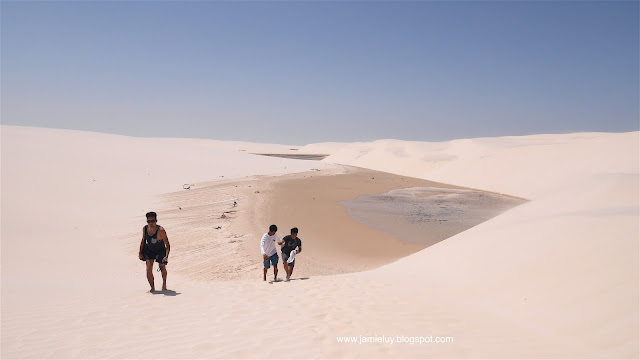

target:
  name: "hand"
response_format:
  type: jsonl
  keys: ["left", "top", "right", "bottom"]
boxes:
{"left": 139, "top": 253, "right": 145, "bottom": 261}
{"left": 263, "top": 254, "right": 269, "bottom": 261}
{"left": 162, "top": 256, "right": 168, "bottom": 264}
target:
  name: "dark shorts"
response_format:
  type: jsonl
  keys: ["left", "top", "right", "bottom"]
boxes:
{"left": 263, "top": 253, "right": 279, "bottom": 269}
{"left": 144, "top": 249, "right": 166, "bottom": 263}
{"left": 282, "top": 251, "right": 295, "bottom": 267}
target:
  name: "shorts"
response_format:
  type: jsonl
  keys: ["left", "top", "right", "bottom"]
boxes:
{"left": 144, "top": 248, "right": 166, "bottom": 263}
{"left": 263, "top": 253, "right": 279, "bottom": 269}
{"left": 282, "top": 251, "right": 295, "bottom": 266}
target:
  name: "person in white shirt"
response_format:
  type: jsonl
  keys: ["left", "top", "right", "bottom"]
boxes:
{"left": 261, "top": 224, "right": 283, "bottom": 281}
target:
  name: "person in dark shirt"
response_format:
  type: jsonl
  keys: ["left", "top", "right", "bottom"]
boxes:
{"left": 281, "top": 227, "right": 302, "bottom": 281}
{"left": 138, "top": 211, "right": 171, "bottom": 292}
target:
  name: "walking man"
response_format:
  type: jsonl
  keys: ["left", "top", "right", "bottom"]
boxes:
{"left": 261, "top": 224, "right": 283, "bottom": 281}
{"left": 281, "top": 227, "right": 302, "bottom": 281}
{"left": 138, "top": 212, "right": 171, "bottom": 292}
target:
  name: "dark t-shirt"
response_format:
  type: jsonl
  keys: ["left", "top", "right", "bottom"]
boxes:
{"left": 144, "top": 225, "right": 166, "bottom": 253}
{"left": 281, "top": 235, "right": 302, "bottom": 255}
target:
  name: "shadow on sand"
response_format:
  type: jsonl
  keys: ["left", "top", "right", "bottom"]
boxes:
{"left": 151, "top": 289, "right": 181, "bottom": 296}
{"left": 268, "top": 277, "right": 310, "bottom": 284}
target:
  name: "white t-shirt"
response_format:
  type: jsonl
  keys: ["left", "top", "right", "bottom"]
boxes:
{"left": 260, "top": 233, "right": 281, "bottom": 257}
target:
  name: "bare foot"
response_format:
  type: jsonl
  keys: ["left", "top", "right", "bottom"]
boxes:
{"left": 162, "top": 286, "right": 167, "bottom": 291}
{"left": 150, "top": 288, "right": 156, "bottom": 293}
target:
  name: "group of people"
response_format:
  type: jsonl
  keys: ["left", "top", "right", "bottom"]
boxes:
{"left": 260, "top": 224, "right": 302, "bottom": 282}
{"left": 138, "top": 212, "right": 302, "bottom": 292}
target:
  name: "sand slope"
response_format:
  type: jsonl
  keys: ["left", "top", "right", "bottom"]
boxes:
{"left": 2, "top": 126, "right": 638, "bottom": 358}
{"left": 326, "top": 132, "right": 639, "bottom": 357}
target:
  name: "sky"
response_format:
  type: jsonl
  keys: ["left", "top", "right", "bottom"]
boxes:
{"left": 1, "top": 1, "right": 638, "bottom": 144}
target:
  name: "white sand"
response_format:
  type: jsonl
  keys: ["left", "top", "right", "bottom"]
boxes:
{"left": 1, "top": 126, "right": 637, "bottom": 358}
{"left": 298, "top": 142, "right": 349, "bottom": 155}
{"left": 326, "top": 132, "right": 639, "bottom": 357}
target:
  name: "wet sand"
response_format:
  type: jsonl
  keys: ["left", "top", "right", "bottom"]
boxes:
{"left": 156, "top": 166, "right": 524, "bottom": 280}
{"left": 342, "top": 187, "right": 526, "bottom": 247}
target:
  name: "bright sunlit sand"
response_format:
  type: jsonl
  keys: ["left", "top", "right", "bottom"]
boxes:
{"left": 1, "top": 126, "right": 637, "bottom": 359}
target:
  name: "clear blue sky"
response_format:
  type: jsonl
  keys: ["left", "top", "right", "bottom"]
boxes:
{"left": 2, "top": 1, "right": 638, "bottom": 144}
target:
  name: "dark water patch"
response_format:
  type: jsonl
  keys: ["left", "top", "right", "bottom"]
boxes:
{"left": 341, "top": 187, "right": 526, "bottom": 247}
{"left": 251, "top": 153, "right": 329, "bottom": 161}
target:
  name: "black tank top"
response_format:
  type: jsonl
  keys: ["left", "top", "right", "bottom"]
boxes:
{"left": 145, "top": 225, "right": 165, "bottom": 252}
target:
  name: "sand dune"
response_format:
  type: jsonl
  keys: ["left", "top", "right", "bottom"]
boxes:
{"left": 326, "top": 132, "right": 639, "bottom": 357}
{"left": 298, "top": 142, "right": 349, "bottom": 155}
{"left": 326, "top": 133, "right": 637, "bottom": 199}
{"left": 1, "top": 126, "right": 637, "bottom": 358}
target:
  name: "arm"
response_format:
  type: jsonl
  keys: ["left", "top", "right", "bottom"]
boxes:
{"left": 276, "top": 235, "right": 283, "bottom": 246}
{"left": 139, "top": 228, "right": 146, "bottom": 260}
{"left": 297, "top": 239, "right": 302, "bottom": 253}
{"left": 260, "top": 234, "right": 268, "bottom": 259}
{"left": 160, "top": 227, "right": 170, "bottom": 260}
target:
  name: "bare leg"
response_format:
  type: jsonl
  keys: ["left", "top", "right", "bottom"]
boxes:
{"left": 282, "top": 261, "right": 289, "bottom": 277}
{"left": 289, "top": 264, "right": 294, "bottom": 278}
{"left": 274, "top": 266, "right": 278, "bottom": 281}
{"left": 145, "top": 260, "right": 155, "bottom": 292}
{"left": 160, "top": 264, "right": 167, "bottom": 290}
{"left": 263, "top": 268, "right": 267, "bottom": 281}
